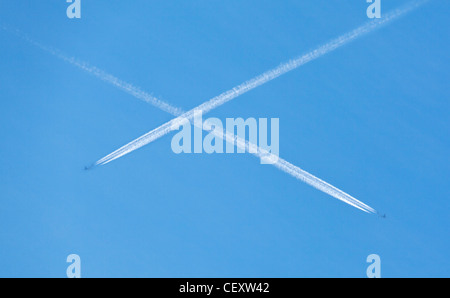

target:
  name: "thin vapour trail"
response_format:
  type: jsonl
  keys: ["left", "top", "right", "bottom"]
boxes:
{"left": 210, "top": 127, "right": 376, "bottom": 213}
{"left": 93, "top": 0, "right": 428, "bottom": 167}
{"left": 0, "top": 23, "right": 377, "bottom": 212}
{"left": 0, "top": 25, "right": 184, "bottom": 117}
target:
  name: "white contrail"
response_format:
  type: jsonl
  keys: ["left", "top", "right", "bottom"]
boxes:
{"left": 2, "top": 25, "right": 378, "bottom": 212}
{"left": 3, "top": 1, "right": 428, "bottom": 213}
{"left": 209, "top": 127, "right": 377, "bottom": 213}
{"left": 0, "top": 25, "right": 184, "bottom": 117}
{"left": 93, "top": 0, "right": 428, "bottom": 166}
{"left": 94, "top": 115, "right": 376, "bottom": 212}
{"left": 3, "top": 28, "right": 377, "bottom": 213}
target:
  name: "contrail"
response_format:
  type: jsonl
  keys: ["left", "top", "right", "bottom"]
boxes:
{"left": 93, "top": 0, "right": 428, "bottom": 167}
{"left": 93, "top": 113, "right": 376, "bottom": 212}
{"left": 1, "top": 24, "right": 377, "bottom": 212}
{"left": 0, "top": 25, "right": 183, "bottom": 117}
{"left": 2, "top": 1, "right": 428, "bottom": 213}
{"left": 207, "top": 126, "right": 377, "bottom": 213}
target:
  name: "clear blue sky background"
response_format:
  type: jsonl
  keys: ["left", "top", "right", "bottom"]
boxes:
{"left": 0, "top": 1, "right": 448, "bottom": 277}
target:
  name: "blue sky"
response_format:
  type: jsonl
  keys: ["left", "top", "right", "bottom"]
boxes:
{"left": 0, "top": 0, "right": 448, "bottom": 277}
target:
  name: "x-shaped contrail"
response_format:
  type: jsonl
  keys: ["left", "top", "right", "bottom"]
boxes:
{"left": 2, "top": 0, "right": 429, "bottom": 214}
{"left": 93, "top": 1, "right": 428, "bottom": 168}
